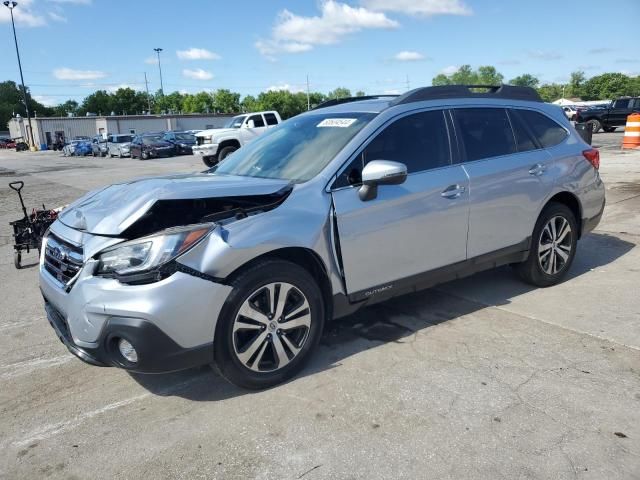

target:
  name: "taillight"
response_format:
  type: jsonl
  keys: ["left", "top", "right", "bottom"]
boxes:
{"left": 583, "top": 148, "right": 600, "bottom": 170}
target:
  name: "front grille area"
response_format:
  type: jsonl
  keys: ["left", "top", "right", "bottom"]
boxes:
{"left": 196, "top": 136, "right": 204, "bottom": 146}
{"left": 44, "top": 234, "right": 84, "bottom": 286}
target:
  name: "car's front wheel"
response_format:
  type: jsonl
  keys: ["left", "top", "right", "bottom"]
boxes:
{"left": 516, "top": 202, "right": 578, "bottom": 287}
{"left": 218, "top": 145, "right": 237, "bottom": 162}
{"left": 214, "top": 260, "right": 325, "bottom": 389}
{"left": 202, "top": 155, "right": 218, "bottom": 168}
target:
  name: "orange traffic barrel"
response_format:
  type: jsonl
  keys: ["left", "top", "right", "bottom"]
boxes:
{"left": 622, "top": 113, "right": 640, "bottom": 149}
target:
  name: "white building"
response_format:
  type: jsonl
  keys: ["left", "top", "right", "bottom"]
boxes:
{"left": 7, "top": 113, "right": 234, "bottom": 148}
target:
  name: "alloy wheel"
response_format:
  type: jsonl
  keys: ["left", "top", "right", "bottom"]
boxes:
{"left": 232, "top": 282, "right": 311, "bottom": 373}
{"left": 538, "top": 215, "right": 573, "bottom": 275}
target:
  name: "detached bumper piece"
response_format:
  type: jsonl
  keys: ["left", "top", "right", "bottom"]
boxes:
{"left": 43, "top": 300, "right": 213, "bottom": 373}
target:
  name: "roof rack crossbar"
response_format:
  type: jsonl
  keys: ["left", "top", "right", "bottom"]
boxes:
{"left": 313, "top": 95, "right": 399, "bottom": 111}
{"left": 391, "top": 85, "right": 542, "bottom": 106}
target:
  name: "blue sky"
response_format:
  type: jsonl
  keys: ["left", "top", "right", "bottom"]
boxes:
{"left": 1, "top": 0, "right": 639, "bottom": 107}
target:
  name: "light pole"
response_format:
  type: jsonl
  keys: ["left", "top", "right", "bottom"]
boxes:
{"left": 4, "top": 1, "right": 35, "bottom": 148}
{"left": 153, "top": 47, "right": 164, "bottom": 95}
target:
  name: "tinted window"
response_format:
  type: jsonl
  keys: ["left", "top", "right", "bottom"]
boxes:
{"left": 515, "top": 110, "right": 567, "bottom": 148}
{"left": 613, "top": 99, "right": 631, "bottom": 109}
{"left": 335, "top": 110, "right": 450, "bottom": 187}
{"left": 508, "top": 109, "right": 537, "bottom": 152}
{"left": 455, "top": 108, "right": 516, "bottom": 161}
{"left": 264, "top": 113, "right": 279, "bottom": 125}
{"left": 249, "top": 114, "right": 265, "bottom": 127}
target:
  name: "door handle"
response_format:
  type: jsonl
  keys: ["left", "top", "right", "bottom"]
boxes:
{"left": 528, "top": 163, "right": 546, "bottom": 176}
{"left": 441, "top": 184, "right": 466, "bottom": 199}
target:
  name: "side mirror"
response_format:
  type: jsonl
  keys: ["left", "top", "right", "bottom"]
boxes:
{"left": 358, "top": 160, "right": 407, "bottom": 201}
{"left": 246, "top": 119, "right": 255, "bottom": 129}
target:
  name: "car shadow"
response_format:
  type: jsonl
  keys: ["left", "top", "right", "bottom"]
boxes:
{"left": 128, "top": 231, "right": 635, "bottom": 401}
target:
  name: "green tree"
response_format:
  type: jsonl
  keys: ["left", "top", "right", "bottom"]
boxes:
{"left": 256, "top": 90, "right": 306, "bottom": 119}
{"left": 308, "top": 92, "right": 326, "bottom": 108}
{"left": 327, "top": 87, "right": 351, "bottom": 99}
{"left": 52, "top": 100, "right": 79, "bottom": 117}
{"left": 182, "top": 92, "right": 215, "bottom": 113}
{"left": 432, "top": 65, "right": 505, "bottom": 87}
{"left": 212, "top": 89, "right": 241, "bottom": 113}
{"left": 154, "top": 90, "right": 185, "bottom": 114}
{"left": 79, "top": 90, "right": 112, "bottom": 115}
{"left": 432, "top": 74, "right": 450, "bottom": 86}
{"left": 0, "top": 80, "right": 52, "bottom": 128}
{"left": 110, "top": 88, "right": 148, "bottom": 115}
{"left": 581, "top": 73, "right": 636, "bottom": 100}
{"left": 537, "top": 83, "right": 564, "bottom": 102}
{"left": 509, "top": 74, "right": 540, "bottom": 88}
{"left": 241, "top": 95, "right": 261, "bottom": 113}
{"left": 355, "top": 90, "right": 366, "bottom": 97}
{"left": 450, "top": 65, "right": 478, "bottom": 84}
{"left": 568, "top": 70, "right": 586, "bottom": 98}
{"left": 477, "top": 66, "right": 504, "bottom": 85}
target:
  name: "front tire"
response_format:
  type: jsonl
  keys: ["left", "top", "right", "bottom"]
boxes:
{"left": 141, "top": 151, "right": 149, "bottom": 160}
{"left": 516, "top": 202, "right": 578, "bottom": 287}
{"left": 218, "top": 145, "right": 237, "bottom": 162}
{"left": 214, "top": 259, "right": 325, "bottom": 389}
{"left": 202, "top": 155, "right": 218, "bottom": 168}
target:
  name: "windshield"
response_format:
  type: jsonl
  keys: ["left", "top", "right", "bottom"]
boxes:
{"left": 211, "top": 112, "right": 375, "bottom": 182}
{"left": 224, "top": 115, "right": 247, "bottom": 128}
{"left": 115, "top": 135, "right": 132, "bottom": 143}
{"left": 174, "top": 133, "right": 195, "bottom": 141}
{"left": 142, "top": 135, "right": 164, "bottom": 145}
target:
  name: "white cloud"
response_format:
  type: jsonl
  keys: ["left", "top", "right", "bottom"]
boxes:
{"left": 394, "top": 50, "right": 425, "bottom": 61}
{"left": 48, "top": 11, "right": 67, "bottom": 22}
{"left": 144, "top": 56, "right": 159, "bottom": 65}
{"left": 440, "top": 65, "right": 459, "bottom": 75}
{"left": 182, "top": 68, "right": 214, "bottom": 80}
{"left": 53, "top": 68, "right": 107, "bottom": 80}
{"left": 528, "top": 50, "right": 563, "bottom": 61}
{"left": 33, "top": 95, "right": 58, "bottom": 107}
{"left": 257, "top": 0, "right": 398, "bottom": 56}
{"left": 383, "top": 89, "right": 401, "bottom": 94}
{"left": 177, "top": 48, "right": 221, "bottom": 61}
{"left": 361, "top": 0, "right": 472, "bottom": 16}
{"left": 0, "top": 0, "right": 46, "bottom": 27}
{"left": 107, "top": 84, "right": 139, "bottom": 93}
{"left": 266, "top": 84, "right": 304, "bottom": 93}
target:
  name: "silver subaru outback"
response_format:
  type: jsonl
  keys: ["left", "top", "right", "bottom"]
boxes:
{"left": 40, "top": 86, "right": 605, "bottom": 389}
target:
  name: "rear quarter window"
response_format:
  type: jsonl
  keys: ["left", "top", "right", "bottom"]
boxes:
{"left": 264, "top": 113, "right": 279, "bottom": 125}
{"left": 515, "top": 110, "right": 567, "bottom": 148}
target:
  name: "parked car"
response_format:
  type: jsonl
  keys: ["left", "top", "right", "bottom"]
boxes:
{"left": 129, "top": 133, "right": 176, "bottom": 160}
{"left": 39, "top": 85, "right": 605, "bottom": 389}
{"left": 163, "top": 131, "right": 197, "bottom": 155}
{"left": 91, "top": 135, "right": 108, "bottom": 157}
{"left": 62, "top": 140, "right": 83, "bottom": 156}
{"left": 107, "top": 134, "right": 133, "bottom": 158}
{"left": 193, "top": 111, "right": 281, "bottom": 167}
{"left": 575, "top": 97, "right": 640, "bottom": 132}
{"left": 561, "top": 105, "right": 579, "bottom": 121}
{"left": 74, "top": 141, "right": 93, "bottom": 156}
{"left": 0, "top": 138, "right": 16, "bottom": 149}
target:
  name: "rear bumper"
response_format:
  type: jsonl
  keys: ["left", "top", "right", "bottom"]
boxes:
{"left": 44, "top": 299, "right": 213, "bottom": 373}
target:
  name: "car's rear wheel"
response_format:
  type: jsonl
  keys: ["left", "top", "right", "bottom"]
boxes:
{"left": 214, "top": 259, "right": 325, "bottom": 389}
{"left": 218, "top": 145, "right": 237, "bottom": 162}
{"left": 516, "top": 202, "right": 578, "bottom": 287}
{"left": 141, "top": 151, "right": 149, "bottom": 160}
{"left": 14, "top": 252, "right": 21, "bottom": 269}
{"left": 587, "top": 119, "right": 602, "bottom": 133}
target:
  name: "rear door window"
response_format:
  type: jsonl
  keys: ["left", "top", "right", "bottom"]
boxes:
{"left": 264, "top": 113, "right": 279, "bottom": 125}
{"left": 508, "top": 109, "right": 538, "bottom": 152}
{"left": 334, "top": 109, "right": 451, "bottom": 187}
{"left": 514, "top": 110, "right": 567, "bottom": 148}
{"left": 454, "top": 108, "right": 516, "bottom": 161}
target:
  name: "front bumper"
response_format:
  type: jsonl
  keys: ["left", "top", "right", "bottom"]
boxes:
{"left": 40, "top": 264, "right": 233, "bottom": 373}
{"left": 193, "top": 144, "right": 219, "bottom": 157}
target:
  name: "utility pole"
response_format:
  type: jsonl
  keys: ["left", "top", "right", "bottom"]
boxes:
{"left": 306, "top": 75, "right": 310, "bottom": 110}
{"left": 144, "top": 72, "right": 152, "bottom": 113}
{"left": 154, "top": 48, "right": 164, "bottom": 95}
{"left": 4, "top": 1, "right": 35, "bottom": 148}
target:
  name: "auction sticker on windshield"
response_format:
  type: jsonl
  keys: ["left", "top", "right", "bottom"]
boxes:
{"left": 317, "top": 118, "right": 357, "bottom": 128}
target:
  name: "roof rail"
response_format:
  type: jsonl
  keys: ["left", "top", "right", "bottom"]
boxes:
{"left": 312, "top": 95, "right": 399, "bottom": 111}
{"left": 390, "top": 85, "right": 542, "bottom": 106}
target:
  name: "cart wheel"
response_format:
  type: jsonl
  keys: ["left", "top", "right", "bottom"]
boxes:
{"left": 14, "top": 252, "right": 22, "bottom": 269}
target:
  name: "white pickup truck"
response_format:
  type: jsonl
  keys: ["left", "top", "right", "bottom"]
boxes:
{"left": 193, "top": 111, "right": 282, "bottom": 167}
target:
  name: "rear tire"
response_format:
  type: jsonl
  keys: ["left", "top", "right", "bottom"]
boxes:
{"left": 515, "top": 202, "right": 578, "bottom": 287}
{"left": 587, "top": 119, "right": 602, "bottom": 133}
{"left": 218, "top": 146, "right": 237, "bottom": 162}
{"left": 14, "top": 252, "right": 22, "bottom": 269}
{"left": 141, "top": 151, "right": 149, "bottom": 160}
{"left": 214, "top": 259, "right": 325, "bottom": 390}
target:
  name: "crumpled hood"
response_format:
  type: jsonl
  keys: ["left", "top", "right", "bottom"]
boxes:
{"left": 58, "top": 173, "right": 291, "bottom": 235}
